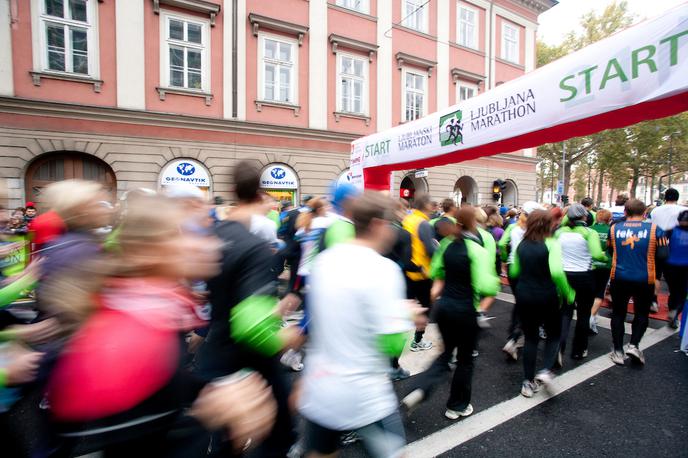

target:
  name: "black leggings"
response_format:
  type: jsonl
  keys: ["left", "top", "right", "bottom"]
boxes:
{"left": 665, "top": 264, "right": 688, "bottom": 316}
{"left": 560, "top": 271, "right": 595, "bottom": 356}
{"left": 609, "top": 280, "right": 653, "bottom": 351}
{"left": 516, "top": 291, "right": 561, "bottom": 381}
{"left": 408, "top": 301, "right": 478, "bottom": 411}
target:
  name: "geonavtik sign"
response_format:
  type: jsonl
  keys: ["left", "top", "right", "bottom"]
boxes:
{"left": 351, "top": 4, "right": 688, "bottom": 190}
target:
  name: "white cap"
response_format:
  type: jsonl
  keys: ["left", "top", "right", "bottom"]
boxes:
{"left": 522, "top": 201, "right": 545, "bottom": 215}
{"left": 165, "top": 183, "right": 205, "bottom": 200}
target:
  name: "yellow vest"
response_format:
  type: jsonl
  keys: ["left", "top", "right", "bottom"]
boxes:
{"left": 402, "top": 210, "right": 432, "bottom": 281}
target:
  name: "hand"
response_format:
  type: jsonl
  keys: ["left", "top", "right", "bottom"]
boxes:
{"left": 405, "top": 300, "right": 428, "bottom": 328}
{"left": 276, "top": 293, "right": 302, "bottom": 317}
{"left": 279, "top": 326, "right": 305, "bottom": 350}
{"left": 190, "top": 372, "right": 277, "bottom": 452}
{"left": 4, "top": 347, "right": 43, "bottom": 386}
{"left": 7, "top": 318, "right": 60, "bottom": 345}
{"left": 187, "top": 332, "right": 205, "bottom": 354}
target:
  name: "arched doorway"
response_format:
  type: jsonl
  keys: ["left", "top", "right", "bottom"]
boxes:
{"left": 400, "top": 174, "right": 428, "bottom": 202}
{"left": 453, "top": 176, "right": 478, "bottom": 205}
{"left": 25, "top": 152, "right": 117, "bottom": 209}
{"left": 502, "top": 179, "right": 518, "bottom": 207}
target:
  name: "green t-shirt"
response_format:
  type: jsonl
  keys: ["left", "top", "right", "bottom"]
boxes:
{"left": 324, "top": 219, "right": 355, "bottom": 249}
{"left": 591, "top": 223, "right": 612, "bottom": 269}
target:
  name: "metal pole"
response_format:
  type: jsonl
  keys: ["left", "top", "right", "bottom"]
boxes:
{"left": 561, "top": 142, "right": 566, "bottom": 206}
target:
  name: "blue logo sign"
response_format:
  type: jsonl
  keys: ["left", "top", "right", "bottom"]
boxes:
{"left": 271, "top": 167, "right": 287, "bottom": 180}
{"left": 177, "top": 162, "right": 196, "bottom": 176}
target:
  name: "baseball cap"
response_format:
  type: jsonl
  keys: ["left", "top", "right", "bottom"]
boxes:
{"left": 567, "top": 203, "right": 588, "bottom": 220}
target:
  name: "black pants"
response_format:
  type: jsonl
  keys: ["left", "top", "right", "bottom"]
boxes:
{"left": 560, "top": 271, "right": 595, "bottom": 357}
{"left": 610, "top": 279, "right": 653, "bottom": 351}
{"left": 407, "top": 278, "right": 433, "bottom": 342}
{"left": 516, "top": 290, "right": 561, "bottom": 381}
{"left": 408, "top": 301, "right": 478, "bottom": 411}
{"left": 507, "top": 272, "right": 522, "bottom": 341}
{"left": 665, "top": 264, "right": 688, "bottom": 316}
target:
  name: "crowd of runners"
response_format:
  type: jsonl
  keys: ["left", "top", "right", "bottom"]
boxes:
{"left": 0, "top": 161, "right": 686, "bottom": 457}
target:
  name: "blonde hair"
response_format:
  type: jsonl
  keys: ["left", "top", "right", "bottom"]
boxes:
{"left": 487, "top": 213, "right": 503, "bottom": 228}
{"left": 44, "top": 179, "right": 105, "bottom": 229}
{"left": 296, "top": 197, "right": 326, "bottom": 232}
{"left": 474, "top": 207, "right": 487, "bottom": 225}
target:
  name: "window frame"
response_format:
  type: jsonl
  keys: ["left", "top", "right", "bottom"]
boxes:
{"left": 336, "top": 52, "right": 369, "bottom": 116}
{"left": 456, "top": 81, "right": 478, "bottom": 104}
{"left": 457, "top": 3, "right": 479, "bottom": 50}
{"left": 501, "top": 21, "right": 520, "bottom": 64}
{"left": 402, "top": 0, "right": 429, "bottom": 34}
{"left": 32, "top": 0, "right": 100, "bottom": 77}
{"left": 335, "top": 0, "right": 370, "bottom": 15}
{"left": 257, "top": 32, "right": 299, "bottom": 105}
{"left": 159, "top": 11, "right": 211, "bottom": 92}
{"left": 401, "top": 67, "right": 427, "bottom": 122}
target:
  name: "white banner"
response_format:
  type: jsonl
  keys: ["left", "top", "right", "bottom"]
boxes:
{"left": 351, "top": 5, "right": 688, "bottom": 188}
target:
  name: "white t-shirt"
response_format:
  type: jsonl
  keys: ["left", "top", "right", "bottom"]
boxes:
{"left": 651, "top": 203, "right": 687, "bottom": 231}
{"left": 609, "top": 205, "right": 626, "bottom": 222}
{"left": 508, "top": 225, "right": 525, "bottom": 264}
{"left": 250, "top": 214, "right": 278, "bottom": 246}
{"left": 295, "top": 216, "right": 332, "bottom": 277}
{"left": 559, "top": 231, "right": 592, "bottom": 272}
{"left": 298, "top": 244, "right": 413, "bottom": 431}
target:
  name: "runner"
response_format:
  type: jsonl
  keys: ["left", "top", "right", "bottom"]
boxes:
{"left": 664, "top": 210, "right": 688, "bottom": 329}
{"left": 509, "top": 210, "right": 574, "bottom": 397}
{"left": 402, "top": 193, "right": 437, "bottom": 352}
{"left": 402, "top": 206, "right": 499, "bottom": 419}
{"left": 499, "top": 202, "right": 543, "bottom": 360}
{"left": 608, "top": 194, "right": 629, "bottom": 223}
{"left": 194, "top": 161, "right": 297, "bottom": 456}
{"left": 589, "top": 209, "right": 613, "bottom": 334}
{"left": 555, "top": 204, "right": 607, "bottom": 365}
{"left": 650, "top": 188, "right": 686, "bottom": 231}
{"left": 298, "top": 191, "right": 416, "bottom": 457}
{"left": 608, "top": 199, "right": 668, "bottom": 365}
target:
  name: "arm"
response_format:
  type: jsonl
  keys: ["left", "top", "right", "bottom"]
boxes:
{"left": 655, "top": 227, "right": 669, "bottom": 262}
{"left": 377, "top": 332, "right": 410, "bottom": 357}
{"left": 583, "top": 228, "right": 608, "bottom": 262}
{"left": 508, "top": 244, "right": 521, "bottom": 279}
{"left": 373, "top": 266, "right": 414, "bottom": 357}
{"left": 429, "top": 236, "right": 453, "bottom": 280}
{"left": 417, "top": 221, "right": 436, "bottom": 258}
{"left": 498, "top": 224, "right": 514, "bottom": 262}
{"left": 466, "top": 240, "right": 500, "bottom": 298}
{"left": 545, "top": 238, "right": 575, "bottom": 304}
{"left": 0, "top": 272, "right": 36, "bottom": 308}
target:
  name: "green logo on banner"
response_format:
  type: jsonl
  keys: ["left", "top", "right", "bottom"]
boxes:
{"left": 439, "top": 110, "right": 463, "bottom": 147}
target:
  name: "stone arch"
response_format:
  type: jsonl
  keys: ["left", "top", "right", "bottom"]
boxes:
{"left": 503, "top": 179, "right": 519, "bottom": 207}
{"left": 453, "top": 175, "right": 479, "bottom": 205}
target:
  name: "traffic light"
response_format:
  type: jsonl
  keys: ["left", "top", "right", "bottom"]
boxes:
{"left": 492, "top": 180, "right": 502, "bottom": 200}
{"left": 561, "top": 194, "right": 569, "bottom": 205}
{"left": 492, "top": 179, "right": 507, "bottom": 201}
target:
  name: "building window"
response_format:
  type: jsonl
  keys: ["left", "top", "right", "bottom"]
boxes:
{"left": 457, "top": 4, "right": 478, "bottom": 49}
{"left": 502, "top": 21, "right": 519, "bottom": 64}
{"left": 161, "top": 13, "right": 209, "bottom": 91}
{"left": 403, "top": 70, "right": 426, "bottom": 122}
{"left": 337, "top": 54, "right": 367, "bottom": 115}
{"left": 336, "top": 0, "right": 369, "bottom": 14}
{"left": 38, "top": 0, "right": 96, "bottom": 75}
{"left": 402, "top": 0, "right": 428, "bottom": 33}
{"left": 457, "top": 83, "right": 476, "bottom": 102}
{"left": 259, "top": 35, "right": 297, "bottom": 104}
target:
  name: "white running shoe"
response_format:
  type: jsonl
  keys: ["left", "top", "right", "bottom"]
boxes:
{"left": 477, "top": 312, "right": 491, "bottom": 329}
{"left": 445, "top": 404, "right": 473, "bottom": 420}
{"left": 502, "top": 339, "right": 519, "bottom": 361}
{"left": 410, "top": 340, "right": 433, "bottom": 352}
{"left": 535, "top": 370, "right": 554, "bottom": 393}
{"left": 650, "top": 302, "right": 659, "bottom": 313}
{"left": 610, "top": 350, "right": 626, "bottom": 365}
{"left": 625, "top": 344, "right": 645, "bottom": 364}
{"left": 280, "top": 349, "right": 304, "bottom": 372}
{"left": 520, "top": 380, "right": 539, "bottom": 398}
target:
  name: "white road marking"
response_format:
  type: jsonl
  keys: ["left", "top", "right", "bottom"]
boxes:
{"left": 403, "top": 326, "right": 677, "bottom": 458}
{"left": 496, "top": 292, "right": 515, "bottom": 303}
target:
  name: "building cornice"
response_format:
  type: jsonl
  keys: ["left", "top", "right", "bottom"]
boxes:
{"left": 508, "top": 0, "right": 558, "bottom": 15}
{"left": 0, "top": 97, "right": 359, "bottom": 144}
{"left": 396, "top": 52, "right": 437, "bottom": 77}
{"left": 249, "top": 13, "right": 309, "bottom": 46}
{"left": 153, "top": 0, "right": 221, "bottom": 26}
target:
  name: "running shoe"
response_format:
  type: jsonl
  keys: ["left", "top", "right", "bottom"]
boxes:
{"left": 401, "top": 388, "right": 425, "bottom": 413}
{"left": 390, "top": 367, "right": 411, "bottom": 381}
{"left": 553, "top": 350, "right": 563, "bottom": 369}
{"left": 610, "top": 350, "right": 626, "bottom": 365}
{"left": 668, "top": 310, "right": 679, "bottom": 329}
{"left": 535, "top": 369, "right": 554, "bottom": 393}
{"left": 502, "top": 339, "right": 519, "bottom": 361}
{"left": 650, "top": 301, "right": 659, "bottom": 313}
{"left": 539, "top": 326, "right": 547, "bottom": 340}
{"left": 340, "top": 431, "right": 360, "bottom": 446}
{"left": 280, "top": 349, "right": 304, "bottom": 372}
{"left": 445, "top": 404, "right": 473, "bottom": 420}
{"left": 477, "top": 312, "right": 491, "bottom": 329}
{"left": 520, "top": 380, "right": 539, "bottom": 398}
{"left": 589, "top": 316, "right": 598, "bottom": 335}
{"left": 571, "top": 350, "right": 588, "bottom": 360}
{"left": 515, "top": 335, "right": 525, "bottom": 349}
{"left": 472, "top": 349, "right": 479, "bottom": 358}
{"left": 410, "top": 340, "right": 433, "bottom": 352}
{"left": 625, "top": 344, "right": 645, "bottom": 364}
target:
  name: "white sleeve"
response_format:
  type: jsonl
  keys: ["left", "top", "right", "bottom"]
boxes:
{"left": 368, "top": 262, "right": 414, "bottom": 335}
